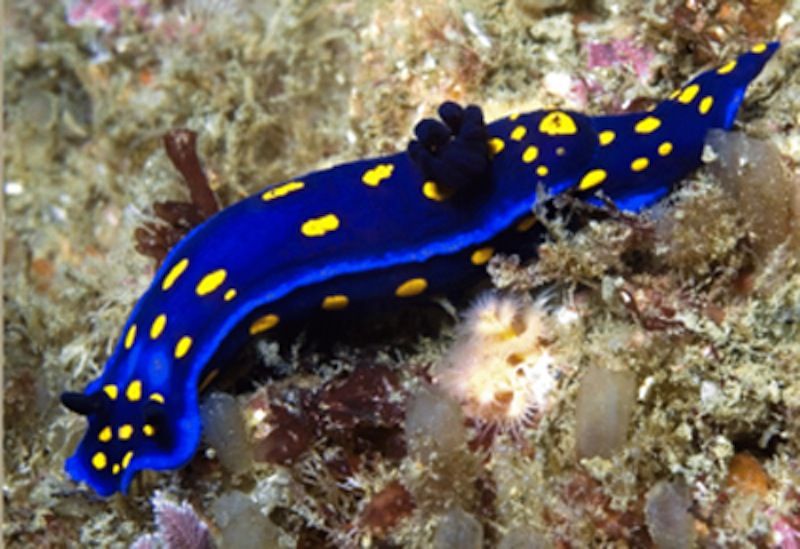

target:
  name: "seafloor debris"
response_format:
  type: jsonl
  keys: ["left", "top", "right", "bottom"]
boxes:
{"left": 357, "top": 480, "right": 415, "bottom": 535}
{"left": 130, "top": 492, "right": 214, "bottom": 549}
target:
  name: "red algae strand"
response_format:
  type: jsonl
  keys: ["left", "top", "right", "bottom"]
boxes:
{"left": 358, "top": 481, "right": 415, "bottom": 535}
{"left": 253, "top": 404, "right": 314, "bottom": 466}
{"left": 254, "top": 365, "right": 405, "bottom": 469}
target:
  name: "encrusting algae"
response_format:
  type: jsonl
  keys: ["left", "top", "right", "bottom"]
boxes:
{"left": 5, "top": 0, "right": 800, "bottom": 546}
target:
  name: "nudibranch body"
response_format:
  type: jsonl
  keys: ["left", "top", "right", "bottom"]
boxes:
{"left": 61, "top": 43, "right": 779, "bottom": 496}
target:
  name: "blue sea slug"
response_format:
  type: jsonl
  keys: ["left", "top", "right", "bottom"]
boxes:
{"left": 61, "top": 42, "right": 780, "bottom": 496}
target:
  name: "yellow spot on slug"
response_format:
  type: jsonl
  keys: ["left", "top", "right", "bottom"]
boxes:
{"left": 516, "top": 216, "right": 537, "bottom": 232}
{"left": 508, "top": 113, "right": 520, "bottom": 121}
{"left": 92, "top": 452, "right": 107, "bottom": 470}
{"left": 599, "top": 130, "right": 615, "bottom": 146}
{"left": 196, "top": 269, "right": 227, "bottom": 296}
{"left": 261, "top": 181, "right": 305, "bottom": 201}
{"left": 522, "top": 145, "right": 539, "bottom": 163}
{"left": 578, "top": 169, "right": 607, "bottom": 190}
{"left": 322, "top": 294, "right": 349, "bottom": 310}
{"left": 150, "top": 314, "right": 167, "bottom": 340}
{"left": 488, "top": 137, "right": 505, "bottom": 154}
{"left": 126, "top": 380, "right": 142, "bottom": 402}
{"left": 122, "top": 451, "right": 134, "bottom": 469}
{"left": 510, "top": 125, "right": 527, "bottom": 141}
{"left": 250, "top": 314, "right": 279, "bottom": 335}
{"left": 634, "top": 116, "right": 661, "bottom": 134}
{"left": 143, "top": 424, "right": 155, "bottom": 437}
{"left": 149, "top": 393, "right": 165, "bottom": 404}
{"left": 162, "top": 258, "right": 189, "bottom": 291}
{"left": 124, "top": 324, "right": 137, "bottom": 350}
{"left": 174, "top": 336, "right": 193, "bottom": 359}
{"left": 677, "top": 84, "right": 700, "bottom": 104}
{"left": 658, "top": 141, "right": 673, "bottom": 156}
{"left": 224, "top": 289, "right": 237, "bottom": 301}
{"left": 717, "top": 60, "right": 737, "bottom": 75}
{"left": 631, "top": 157, "right": 650, "bottom": 172}
{"left": 536, "top": 165, "right": 549, "bottom": 177}
{"left": 395, "top": 278, "right": 427, "bottom": 298}
{"left": 422, "top": 181, "right": 453, "bottom": 202}
{"left": 301, "top": 214, "right": 340, "bottom": 237}
{"left": 539, "top": 111, "right": 578, "bottom": 136}
{"left": 103, "top": 385, "right": 118, "bottom": 400}
{"left": 118, "top": 424, "right": 134, "bottom": 441}
{"left": 751, "top": 42, "right": 767, "bottom": 54}
{"left": 112, "top": 464, "right": 120, "bottom": 475}
{"left": 471, "top": 247, "right": 494, "bottom": 265}
{"left": 98, "top": 426, "right": 112, "bottom": 443}
{"left": 668, "top": 89, "right": 681, "bottom": 100}
{"left": 362, "top": 163, "right": 395, "bottom": 187}
{"left": 699, "top": 96, "right": 714, "bottom": 115}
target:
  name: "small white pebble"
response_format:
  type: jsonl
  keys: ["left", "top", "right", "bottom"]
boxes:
{"left": 700, "top": 380, "right": 720, "bottom": 406}
{"left": 443, "top": 26, "right": 460, "bottom": 42}
{"left": 776, "top": 12, "right": 794, "bottom": 31}
{"left": 638, "top": 375, "right": 655, "bottom": 401}
{"left": 423, "top": 52, "right": 437, "bottom": 71}
{"left": 463, "top": 12, "right": 492, "bottom": 49}
{"left": 701, "top": 142, "right": 719, "bottom": 163}
{"left": 3, "top": 181, "right": 25, "bottom": 196}
{"left": 555, "top": 306, "right": 579, "bottom": 325}
{"left": 252, "top": 408, "right": 267, "bottom": 423}
{"left": 543, "top": 71, "right": 573, "bottom": 97}
{"left": 103, "top": 207, "right": 120, "bottom": 227}
{"left": 50, "top": 205, "right": 68, "bottom": 222}
{"left": 4, "top": 181, "right": 23, "bottom": 195}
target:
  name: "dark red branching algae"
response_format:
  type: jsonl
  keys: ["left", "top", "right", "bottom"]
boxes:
{"left": 134, "top": 129, "right": 220, "bottom": 265}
